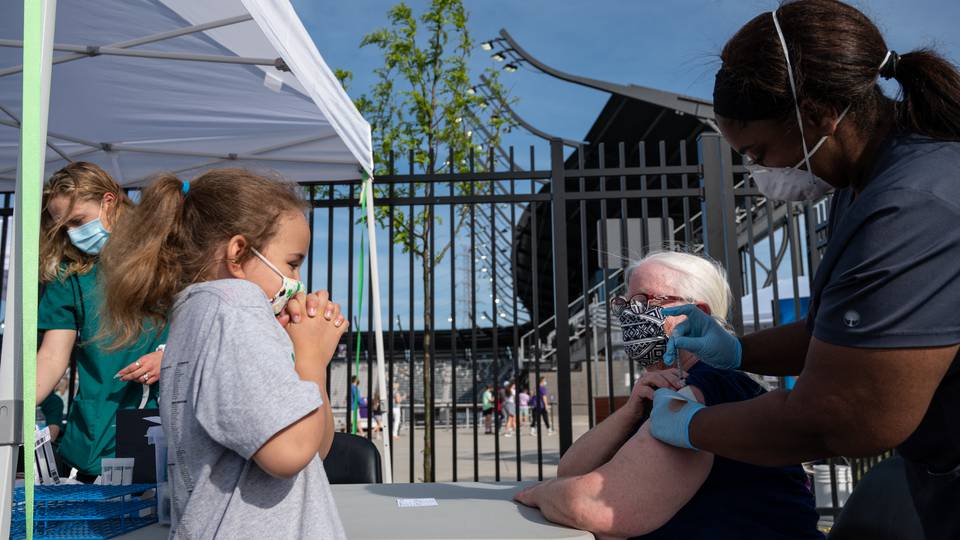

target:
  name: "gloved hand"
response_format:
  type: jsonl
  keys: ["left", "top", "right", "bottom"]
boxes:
{"left": 662, "top": 304, "right": 742, "bottom": 370}
{"left": 649, "top": 388, "right": 705, "bottom": 450}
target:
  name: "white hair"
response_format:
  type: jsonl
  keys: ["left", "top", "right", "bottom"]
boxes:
{"left": 626, "top": 251, "right": 733, "bottom": 326}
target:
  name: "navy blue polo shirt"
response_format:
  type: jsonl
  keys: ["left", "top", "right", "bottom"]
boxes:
{"left": 638, "top": 362, "right": 823, "bottom": 540}
{"left": 806, "top": 135, "right": 960, "bottom": 469}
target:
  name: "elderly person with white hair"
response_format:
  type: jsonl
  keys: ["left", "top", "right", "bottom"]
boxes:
{"left": 514, "top": 251, "right": 822, "bottom": 540}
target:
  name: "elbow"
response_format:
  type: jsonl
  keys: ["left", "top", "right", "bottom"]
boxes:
{"left": 563, "top": 488, "right": 660, "bottom": 539}
{"left": 556, "top": 457, "right": 576, "bottom": 478}
{"left": 825, "top": 425, "right": 904, "bottom": 458}
{"left": 257, "top": 448, "right": 314, "bottom": 479}
{"left": 261, "top": 462, "right": 305, "bottom": 480}
{"left": 815, "top": 405, "right": 908, "bottom": 459}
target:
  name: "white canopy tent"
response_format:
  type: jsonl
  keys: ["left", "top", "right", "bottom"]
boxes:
{"left": 1, "top": 1, "right": 391, "bottom": 535}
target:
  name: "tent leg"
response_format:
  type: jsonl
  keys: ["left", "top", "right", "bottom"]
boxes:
{"left": 1, "top": 2, "right": 57, "bottom": 538}
{"left": 364, "top": 177, "right": 392, "bottom": 484}
{"left": 0, "top": 231, "right": 21, "bottom": 540}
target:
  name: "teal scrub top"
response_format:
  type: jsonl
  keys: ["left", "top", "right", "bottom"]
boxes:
{"left": 38, "top": 263, "right": 168, "bottom": 475}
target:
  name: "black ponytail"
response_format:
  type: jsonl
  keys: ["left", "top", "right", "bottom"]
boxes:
{"left": 716, "top": 0, "right": 960, "bottom": 142}
{"left": 893, "top": 49, "right": 960, "bottom": 140}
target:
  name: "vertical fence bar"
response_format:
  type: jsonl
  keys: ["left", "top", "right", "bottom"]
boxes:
{"left": 679, "top": 142, "right": 692, "bottom": 246}
{"left": 639, "top": 141, "right": 650, "bottom": 262}
{"left": 659, "top": 141, "right": 670, "bottom": 250}
{"left": 511, "top": 148, "right": 526, "bottom": 478}
{"left": 766, "top": 199, "right": 782, "bottom": 328}
{"left": 0, "top": 195, "right": 10, "bottom": 321}
{"left": 326, "top": 186, "right": 334, "bottom": 396}
{"left": 388, "top": 164, "right": 396, "bottom": 466}
{"left": 470, "top": 148, "right": 479, "bottom": 481}
{"left": 597, "top": 143, "right": 615, "bottom": 415}
{"left": 530, "top": 189, "right": 544, "bottom": 480}
{"left": 700, "top": 133, "right": 744, "bottom": 334}
{"left": 346, "top": 183, "right": 356, "bottom": 434}
{"left": 491, "top": 190, "right": 501, "bottom": 481}
{"left": 744, "top": 193, "right": 762, "bottom": 332}
{"left": 618, "top": 143, "right": 634, "bottom": 387}
{"left": 450, "top": 159, "right": 458, "bottom": 482}
{"left": 408, "top": 151, "right": 416, "bottom": 482}
{"left": 428, "top": 153, "right": 437, "bottom": 483}
{"left": 803, "top": 201, "right": 821, "bottom": 275}
{"left": 577, "top": 147, "right": 595, "bottom": 429}
{"left": 785, "top": 204, "right": 803, "bottom": 322}
{"left": 307, "top": 186, "right": 315, "bottom": 292}
{"left": 549, "top": 139, "right": 573, "bottom": 454}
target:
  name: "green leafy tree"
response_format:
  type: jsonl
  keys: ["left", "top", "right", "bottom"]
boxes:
{"left": 356, "top": 0, "right": 514, "bottom": 481}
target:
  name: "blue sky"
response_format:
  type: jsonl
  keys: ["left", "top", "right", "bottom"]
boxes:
{"left": 287, "top": 1, "right": 960, "bottom": 333}
{"left": 292, "top": 0, "right": 960, "bottom": 160}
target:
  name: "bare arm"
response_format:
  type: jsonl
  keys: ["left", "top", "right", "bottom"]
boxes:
{"left": 690, "top": 339, "right": 957, "bottom": 465}
{"left": 738, "top": 321, "right": 811, "bottom": 376}
{"left": 558, "top": 370, "right": 684, "bottom": 477}
{"left": 36, "top": 330, "right": 75, "bottom": 402}
{"left": 254, "top": 293, "right": 342, "bottom": 477}
{"left": 253, "top": 350, "right": 336, "bottom": 478}
{"left": 557, "top": 405, "right": 641, "bottom": 478}
{"left": 517, "top": 387, "right": 713, "bottom": 538}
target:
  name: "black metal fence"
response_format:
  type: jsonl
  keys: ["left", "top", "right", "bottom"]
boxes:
{"left": 10, "top": 134, "right": 878, "bottom": 516}
{"left": 293, "top": 134, "right": 882, "bottom": 517}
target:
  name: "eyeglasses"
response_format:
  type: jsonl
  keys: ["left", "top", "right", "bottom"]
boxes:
{"left": 610, "top": 293, "right": 689, "bottom": 316}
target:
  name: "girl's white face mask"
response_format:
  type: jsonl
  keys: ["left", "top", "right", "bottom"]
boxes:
{"left": 747, "top": 10, "right": 850, "bottom": 202}
{"left": 251, "top": 247, "right": 304, "bottom": 316}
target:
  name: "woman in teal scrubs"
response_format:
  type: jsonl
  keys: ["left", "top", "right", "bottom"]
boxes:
{"left": 36, "top": 162, "right": 167, "bottom": 482}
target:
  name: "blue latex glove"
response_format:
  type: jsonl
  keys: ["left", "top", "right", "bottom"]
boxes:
{"left": 649, "top": 388, "right": 705, "bottom": 450}
{"left": 661, "top": 304, "right": 742, "bottom": 370}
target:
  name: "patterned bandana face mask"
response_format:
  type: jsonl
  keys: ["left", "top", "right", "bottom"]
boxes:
{"left": 618, "top": 304, "right": 669, "bottom": 369}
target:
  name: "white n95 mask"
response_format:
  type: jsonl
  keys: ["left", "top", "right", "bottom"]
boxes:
{"left": 750, "top": 11, "right": 851, "bottom": 202}
{"left": 744, "top": 109, "right": 845, "bottom": 201}
{"left": 251, "top": 247, "right": 305, "bottom": 316}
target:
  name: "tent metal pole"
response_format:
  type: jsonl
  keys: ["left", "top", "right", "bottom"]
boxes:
{"left": 363, "top": 175, "right": 392, "bottom": 483}
{"left": 0, "top": 40, "right": 280, "bottom": 67}
{"left": 0, "top": 14, "right": 253, "bottom": 78}
{"left": 0, "top": 117, "right": 102, "bottom": 149}
{"left": 1, "top": 2, "right": 56, "bottom": 538}
{"left": 0, "top": 148, "right": 98, "bottom": 177}
{"left": 0, "top": 105, "right": 72, "bottom": 162}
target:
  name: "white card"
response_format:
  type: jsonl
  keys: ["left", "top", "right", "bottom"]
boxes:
{"left": 397, "top": 497, "right": 438, "bottom": 508}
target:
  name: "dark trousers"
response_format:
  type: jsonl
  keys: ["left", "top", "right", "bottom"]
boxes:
{"left": 532, "top": 407, "right": 550, "bottom": 430}
{"left": 904, "top": 457, "right": 960, "bottom": 540}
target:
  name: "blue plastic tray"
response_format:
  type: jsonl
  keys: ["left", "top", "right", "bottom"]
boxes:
{"left": 12, "top": 498, "right": 156, "bottom": 522}
{"left": 14, "top": 484, "right": 157, "bottom": 502}
{"left": 10, "top": 516, "right": 157, "bottom": 540}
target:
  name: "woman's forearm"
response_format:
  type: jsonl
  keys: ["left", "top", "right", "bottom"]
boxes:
{"left": 36, "top": 330, "right": 75, "bottom": 402}
{"left": 557, "top": 404, "right": 642, "bottom": 477}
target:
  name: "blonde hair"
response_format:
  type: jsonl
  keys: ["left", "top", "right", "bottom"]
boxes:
{"left": 627, "top": 251, "right": 733, "bottom": 327}
{"left": 39, "top": 162, "right": 131, "bottom": 282}
{"left": 99, "top": 168, "right": 306, "bottom": 348}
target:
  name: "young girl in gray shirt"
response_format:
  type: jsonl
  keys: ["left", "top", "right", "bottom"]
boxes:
{"left": 100, "top": 169, "right": 348, "bottom": 539}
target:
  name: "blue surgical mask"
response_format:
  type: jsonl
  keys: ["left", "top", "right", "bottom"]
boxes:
{"left": 251, "top": 247, "right": 305, "bottom": 315}
{"left": 67, "top": 204, "right": 109, "bottom": 255}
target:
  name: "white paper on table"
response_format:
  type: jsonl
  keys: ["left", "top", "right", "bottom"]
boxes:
{"left": 397, "top": 498, "right": 438, "bottom": 508}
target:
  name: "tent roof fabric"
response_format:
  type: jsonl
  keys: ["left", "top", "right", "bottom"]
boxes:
{"left": 0, "top": 0, "right": 372, "bottom": 189}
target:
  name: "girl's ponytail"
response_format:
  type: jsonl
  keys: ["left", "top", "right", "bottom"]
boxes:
{"left": 99, "top": 174, "right": 189, "bottom": 348}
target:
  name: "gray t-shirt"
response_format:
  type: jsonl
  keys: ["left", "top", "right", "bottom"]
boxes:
{"left": 159, "top": 279, "right": 346, "bottom": 540}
